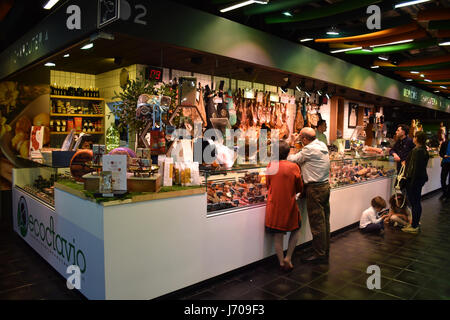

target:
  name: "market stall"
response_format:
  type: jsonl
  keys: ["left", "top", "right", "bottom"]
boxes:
{"left": 1, "top": 0, "right": 448, "bottom": 301}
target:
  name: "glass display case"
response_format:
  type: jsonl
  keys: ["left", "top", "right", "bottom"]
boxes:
{"left": 203, "top": 165, "right": 268, "bottom": 215}
{"left": 329, "top": 154, "right": 396, "bottom": 189}
{"left": 204, "top": 154, "right": 397, "bottom": 215}
{"left": 13, "top": 159, "right": 71, "bottom": 208}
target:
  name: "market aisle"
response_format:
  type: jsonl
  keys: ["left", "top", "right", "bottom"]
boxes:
{"left": 0, "top": 192, "right": 449, "bottom": 300}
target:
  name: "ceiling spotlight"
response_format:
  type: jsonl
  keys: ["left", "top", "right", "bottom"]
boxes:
{"left": 220, "top": 0, "right": 268, "bottom": 13}
{"left": 282, "top": 11, "right": 293, "bottom": 17}
{"left": 63, "top": 54, "right": 70, "bottom": 58}
{"left": 371, "top": 65, "right": 380, "bottom": 69}
{"left": 305, "top": 91, "right": 311, "bottom": 97}
{"left": 330, "top": 46, "right": 362, "bottom": 54}
{"left": 326, "top": 28, "right": 340, "bottom": 36}
{"left": 370, "top": 39, "right": 413, "bottom": 48}
{"left": 394, "top": 0, "right": 431, "bottom": 9}
{"left": 438, "top": 41, "right": 450, "bottom": 46}
{"left": 440, "top": 86, "right": 447, "bottom": 89}
{"left": 434, "top": 90, "right": 440, "bottom": 93}
{"left": 81, "top": 43, "right": 94, "bottom": 50}
{"left": 43, "top": 0, "right": 60, "bottom": 9}
{"left": 424, "top": 79, "right": 432, "bottom": 82}
{"left": 44, "top": 62, "right": 55, "bottom": 67}
{"left": 410, "top": 71, "right": 419, "bottom": 74}
{"left": 406, "top": 79, "right": 413, "bottom": 81}
{"left": 420, "top": 74, "right": 425, "bottom": 78}
{"left": 378, "top": 55, "right": 389, "bottom": 61}
{"left": 300, "top": 38, "right": 314, "bottom": 42}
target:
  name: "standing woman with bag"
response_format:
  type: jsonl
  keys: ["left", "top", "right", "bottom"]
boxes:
{"left": 402, "top": 131, "right": 430, "bottom": 234}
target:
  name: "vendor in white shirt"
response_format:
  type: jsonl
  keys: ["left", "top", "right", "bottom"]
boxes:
{"left": 360, "top": 196, "right": 388, "bottom": 234}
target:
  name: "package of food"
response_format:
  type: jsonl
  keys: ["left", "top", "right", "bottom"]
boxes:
{"left": 163, "top": 157, "right": 173, "bottom": 186}
{"left": 184, "top": 162, "right": 192, "bottom": 186}
{"left": 29, "top": 126, "right": 45, "bottom": 158}
{"left": 74, "top": 117, "right": 83, "bottom": 131}
{"left": 92, "top": 144, "right": 106, "bottom": 166}
{"left": 173, "top": 162, "right": 181, "bottom": 185}
{"left": 99, "top": 171, "right": 113, "bottom": 194}
{"left": 158, "top": 155, "right": 166, "bottom": 177}
{"left": 191, "top": 162, "right": 201, "bottom": 186}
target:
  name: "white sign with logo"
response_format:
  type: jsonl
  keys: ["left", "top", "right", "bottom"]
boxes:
{"left": 13, "top": 188, "right": 105, "bottom": 299}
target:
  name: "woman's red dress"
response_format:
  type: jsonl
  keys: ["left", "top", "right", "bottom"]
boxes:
{"left": 265, "top": 160, "right": 303, "bottom": 232}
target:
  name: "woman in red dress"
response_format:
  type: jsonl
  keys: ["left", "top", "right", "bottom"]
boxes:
{"left": 265, "top": 140, "right": 303, "bottom": 271}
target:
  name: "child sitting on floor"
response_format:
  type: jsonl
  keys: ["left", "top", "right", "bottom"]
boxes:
{"left": 359, "top": 196, "right": 388, "bottom": 234}
{"left": 385, "top": 193, "right": 412, "bottom": 228}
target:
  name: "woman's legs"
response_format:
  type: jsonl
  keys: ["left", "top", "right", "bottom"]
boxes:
{"left": 406, "top": 181, "right": 425, "bottom": 229}
{"left": 274, "top": 233, "right": 285, "bottom": 266}
{"left": 284, "top": 229, "right": 300, "bottom": 268}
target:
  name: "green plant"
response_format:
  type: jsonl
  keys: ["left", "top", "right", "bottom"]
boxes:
{"left": 111, "top": 74, "right": 177, "bottom": 134}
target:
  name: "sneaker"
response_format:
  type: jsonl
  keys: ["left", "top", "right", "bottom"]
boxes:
{"left": 402, "top": 226, "right": 419, "bottom": 234}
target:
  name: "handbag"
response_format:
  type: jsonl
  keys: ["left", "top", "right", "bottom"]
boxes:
{"left": 393, "top": 163, "right": 407, "bottom": 208}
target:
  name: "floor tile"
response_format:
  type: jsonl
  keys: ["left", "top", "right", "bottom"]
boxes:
{"left": 307, "top": 274, "right": 348, "bottom": 295}
{"left": 333, "top": 283, "right": 376, "bottom": 300}
{"left": 285, "top": 286, "right": 328, "bottom": 300}
{"left": 380, "top": 279, "right": 420, "bottom": 300}
{"left": 261, "top": 277, "right": 302, "bottom": 298}
{"left": 371, "top": 292, "right": 402, "bottom": 300}
{"left": 383, "top": 256, "right": 415, "bottom": 269}
{"left": 412, "top": 288, "right": 449, "bottom": 300}
{"left": 394, "top": 270, "right": 432, "bottom": 287}
{"left": 236, "top": 288, "right": 281, "bottom": 300}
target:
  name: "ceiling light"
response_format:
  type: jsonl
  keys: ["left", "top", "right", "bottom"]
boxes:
{"left": 420, "top": 74, "right": 425, "bottom": 77}
{"left": 305, "top": 91, "right": 311, "bottom": 97}
{"left": 63, "top": 54, "right": 70, "bottom": 58}
{"left": 370, "top": 39, "right": 413, "bottom": 48}
{"left": 325, "top": 93, "right": 331, "bottom": 99}
{"left": 81, "top": 43, "right": 94, "bottom": 50}
{"left": 220, "top": 0, "right": 268, "bottom": 13}
{"left": 327, "top": 31, "right": 340, "bottom": 35}
{"left": 434, "top": 90, "right": 440, "bottom": 93}
{"left": 362, "top": 47, "right": 373, "bottom": 52}
{"left": 394, "top": 0, "right": 431, "bottom": 9}
{"left": 410, "top": 71, "right": 419, "bottom": 74}
{"left": 406, "top": 79, "right": 413, "bottom": 81}
{"left": 378, "top": 55, "right": 389, "bottom": 61}
{"left": 330, "top": 46, "right": 362, "bottom": 54}
{"left": 44, "top": 62, "right": 55, "bottom": 67}
{"left": 440, "top": 86, "right": 447, "bottom": 89}
{"left": 300, "top": 38, "right": 314, "bottom": 42}
{"left": 43, "top": 0, "right": 60, "bottom": 9}
{"left": 317, "top": 90, "right": 322, "bottom": 96}
{"left": 424, "top": 79, "right": 432, "bottom": 82}
{"left": 371, "top": 65, "right": 379, "bottom": 69}
{"left": 439, "top": 41, "right": 450, "bottom": 46}
{"left": 282, "top": 11, "right": 293, "bottom": 17}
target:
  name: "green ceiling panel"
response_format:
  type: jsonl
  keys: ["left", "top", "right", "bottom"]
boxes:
{"left": 265, "top": 0, "right": 381, "bottom": 24}
{"left": 346, "top": 40, "right": 437, "bottom": 54}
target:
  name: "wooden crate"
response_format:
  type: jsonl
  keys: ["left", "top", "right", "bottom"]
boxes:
{"left": 82, "top": 173, "right": 161, "bottom": 193}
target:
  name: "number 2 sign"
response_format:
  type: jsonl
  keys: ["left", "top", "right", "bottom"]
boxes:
{"left": 118, "top": 0, "right": 149, "bottom": 26}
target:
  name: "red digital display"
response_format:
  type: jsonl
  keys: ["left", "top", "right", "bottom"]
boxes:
{"left": 146, "top": 67, "right": 163, "bottom": 82}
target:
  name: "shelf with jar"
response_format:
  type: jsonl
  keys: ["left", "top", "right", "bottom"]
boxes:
{"left": 49, "top": 118, "right": 104, "bottom": 135}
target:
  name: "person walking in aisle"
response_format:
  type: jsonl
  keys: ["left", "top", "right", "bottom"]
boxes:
{"left": 390, "top": 124, "right": 416, "bottom": 172}
{"left": 288, "top": 127, "right": 331, "bottom": 263}
{"left": 439, "top": 138, "right": 450, "bottom": 201}
{"left": 265, "top": 141, "right": 303, "bottom": 271}
{"left": 402, "top": 131, "right": 430, "bottom": 234}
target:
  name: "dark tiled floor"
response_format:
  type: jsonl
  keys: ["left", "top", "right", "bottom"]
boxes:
{"left": 1, "top": 190, "right": 450, "bottom": 300}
